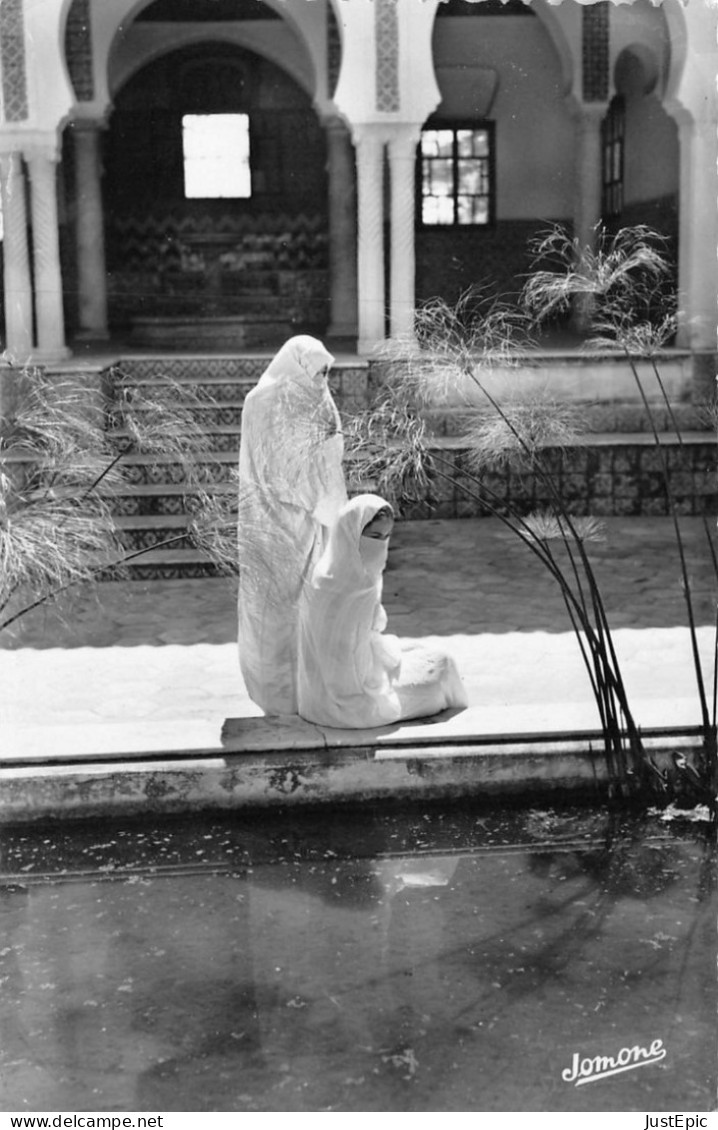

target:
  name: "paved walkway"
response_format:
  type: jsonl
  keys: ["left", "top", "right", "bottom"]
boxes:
{"left": 1, "top": 517, "right": 715, "bottom": 765}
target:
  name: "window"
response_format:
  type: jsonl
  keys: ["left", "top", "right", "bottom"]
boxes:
{"left": 419, "top": 125, "right": 494, "bottom": 226}
{"left": 182, "top": 113, "right": 251, "bottom": 199}
{"left": 601, "top": 97, "right": 624, "bottom": 220}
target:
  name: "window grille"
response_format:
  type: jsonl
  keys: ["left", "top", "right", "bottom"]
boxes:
{"left": 419, "top": 124, "right": 494, "bottom": 227}
{"left": 601, "top": 97, "right": 624, "bottom": 220}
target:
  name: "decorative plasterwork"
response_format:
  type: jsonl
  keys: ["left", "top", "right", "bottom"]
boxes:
{"left": 375, "top": 0, "right": 400, "bottom": 113}
{"left": 582, "top": 2, "right": 610, "bottom": 103}
{"left": 65, "top": 0, "right": 95, "bottom": 102}
{"left": 0, "top": 0, "right": 29, "bottom": 122}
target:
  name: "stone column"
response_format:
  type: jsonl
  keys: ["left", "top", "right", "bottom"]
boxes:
{"left": 25, "top": 148, "right": 70, "bottom": 362}
{"left": 354, "top": 128, "right": 386, "bottom": 355}
{"left": 326, "top": 117, "right": 357, "bottom": 341}
{"left": 387, "top": 129, "right": 418, "bottom": 343}
{"left": 0, "top": 152, "right": 33, "bottom": 364}
{"left": 571, "top": 104, "right": 607, "bottom": 333}
{"left": 72, "top": 120, "right": 109, "bottom": 340}
{"left": 672, "top": 110, "right": 718, "bottom": 351}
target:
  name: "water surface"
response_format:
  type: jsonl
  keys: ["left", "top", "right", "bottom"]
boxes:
{"left": 1, "top": 805, "right": 715, "bottom": 1112}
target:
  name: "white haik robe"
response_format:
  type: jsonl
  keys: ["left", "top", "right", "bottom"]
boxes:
{"left": 238, "top": 336, "right": 347, "bottom": 714}
{"left": 297, "top": 495, "right": 468, "bottom": 729}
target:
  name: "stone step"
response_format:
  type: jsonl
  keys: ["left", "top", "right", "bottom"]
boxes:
{"left": 107, "top": 425, "right": 241, "bottom": 455}
{"left": 111, "top": 481, "right": 235, "bottom": 517}
{"left": 110, "top": 401, "right": 247, "bottom": 428}
{"left": 115, "top": 513, "right": 194, "bottom": 554}
{"left": 110, "top": 357, "right": 365, "bottom": 382}
{"left": 107, "top": 399, "right": 712, "bottom": 435}
{"left": 107, "top": 357, "right": 370, "bottom": 410}
{"left": 113, "top": 374, "right": 260, "bottom": 400}
{"left": 102, "top": 546, "right": 224, "bottom": 581}
{"left": 115, "top": 450, "right": 237, "bottom": 487}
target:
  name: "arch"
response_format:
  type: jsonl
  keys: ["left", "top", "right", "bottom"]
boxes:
{"left": 0, "top": 0, "right": 76, "bottom": 138}
{"left": 104, "top": 37, "right": 323, "bottom": 196}
{"left": 73, "top": 0, "right": 325, "bottom": 123}
{"left": 98, "top": 33, "right": 331, "bottom": 338}
{"left": 530, "top": 0, "right": 576, "bottom": 100}
{"left": 107, "top": 16, "right": 316, "bottom": 104}
{"left": 662, "top": 0, "right": 688, "bottom": 110}
{"left": 614, "top": 44, "right": 660, "bottom": 99}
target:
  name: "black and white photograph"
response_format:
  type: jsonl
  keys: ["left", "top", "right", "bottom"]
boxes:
{"left": 0, "top": 0, "right": 716, "bottom": 1118}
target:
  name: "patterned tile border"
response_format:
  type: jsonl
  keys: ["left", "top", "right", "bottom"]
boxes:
{"left": 582, "top": 1, "right": 610, "bottom": 104}
{"left": 0, "top": 0, "right": 28, "bottom": 122}
{"left": 375, "top": 0, "right": 400, "bottom": 112}
{"left": 65, "top": 0, "right": 94, "bottom": 102}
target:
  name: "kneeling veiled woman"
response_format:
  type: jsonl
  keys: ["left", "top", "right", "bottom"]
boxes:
{"left": 297, "top": 494, "right": 468, "bottom": 729}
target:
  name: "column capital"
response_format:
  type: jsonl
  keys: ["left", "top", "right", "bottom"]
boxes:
{"left": 351, "top": 122, "right": 389, "bottom": 151}
{"left": 68, "top": 114, "right": 109, "bottom": 134}
{"left": 386, "top": 124, "right": 422, "bottom": 159}
{"left": 23, "top": 143, "right": 61, "bottom": 168}
{"left": 665, "top": 98, "right": 718, "bottom": 132}
{"left": 564, "top": 95, "right": 609, "bottom": 126}
{"left": 351, "top": 120, "right": 423, "bottom": 151}
{"left": 0, "top": 133, "right": 61, "bottom": 162}
{"left": 323, "top": 114, "right": 350, "bottom": 136}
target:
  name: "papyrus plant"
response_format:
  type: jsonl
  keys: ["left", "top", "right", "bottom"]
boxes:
{"left": 0, "top": 360, "right": 232, "bottom": 634}
{"left": 345, "top": 228, "right": 716, "bottom": 812}
{"left": 524, "top": 224, "right": 717, "bottom": 810}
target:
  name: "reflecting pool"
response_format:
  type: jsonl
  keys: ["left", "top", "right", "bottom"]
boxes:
{"left": 0, "top": 805, "right": 715, "bottom": 1112}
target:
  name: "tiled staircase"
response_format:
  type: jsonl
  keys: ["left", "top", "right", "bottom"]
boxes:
{"left": 105, "top": 355, "right": 370, "bottom": 579}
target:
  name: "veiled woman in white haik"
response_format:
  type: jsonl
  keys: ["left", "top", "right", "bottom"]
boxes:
{"left": 297, "top": 494, "right": 468, "bottom": 729}
{"left": 238, "top": 335, "right": 347, "bottom": 715}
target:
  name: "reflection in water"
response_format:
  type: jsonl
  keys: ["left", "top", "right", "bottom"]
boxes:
{"left": 0, "top": 808, "right": 715, "bottom": 1112}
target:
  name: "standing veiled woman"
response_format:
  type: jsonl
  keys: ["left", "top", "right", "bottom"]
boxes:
{"left": 238, "top": 335, "right": 347, "bottom": 714}
{"left": 297, "top": 494, "right": 467, "bottom": 729}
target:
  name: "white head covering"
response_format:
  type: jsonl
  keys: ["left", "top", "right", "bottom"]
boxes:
{"left": 312, "top": 494, "right": 392, "bottom": 591}
{"left": 298, "top": 494, "right": 469, "bottom": 728}
{"left": 254, "top": 335, "right": 335, "bottom": 393}
{"left": 239, "top": 335, "right": 344, "bottom": 517}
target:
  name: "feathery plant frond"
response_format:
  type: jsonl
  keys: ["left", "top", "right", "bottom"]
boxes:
{"left": 378, "top": 293, "right": 534, "bottom": 409}
{"left": 110, "top": 365, "right": 218, "bottom": 494}
{"left": 521, "top": 224, "right": 715, "bottom": 810}
{"left": 0, "top": 498, "right": 119, "bottom": 601}
{"left": 187, "top": 476, "right": 239, "bottom": 578}
{"left": 463, "top": 395, "right": 583, "bottom": 472}
{"left": 589, "top": 311, "right": 677, "bottom": 357}
{"left": 3, "top": 368, "right": 109, "bottom": 458}
{"left": 342, "top": 387, "right": 430, "bottom": 506}
{"left": 523, "top": 223, "right": 676, "bottom": 351}
{"left": 0, "top": 364, "right": 120, "bottom": 617}
{"left": 0, "top": 360, "right": 238, "bottom": 633}
{"left": 343, "top": 225, "right": 713, "bottom": 809}
{"left": 523, "top": 511, "right": 606, "bottom": 545}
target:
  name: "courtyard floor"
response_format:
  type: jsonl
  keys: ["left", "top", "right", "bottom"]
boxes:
{"left": 1, "top": 516, "right": 714, "bottom": 770}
